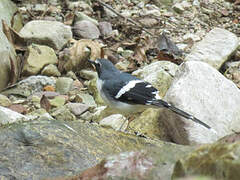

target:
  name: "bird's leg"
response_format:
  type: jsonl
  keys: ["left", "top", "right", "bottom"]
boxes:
{"left": 126, "top": 116, "right": 135, "bottom": 129}
{"left": 119, "top": 118, "right": 128, "bottom": 131}
{"left": 119, "top": 116, "right": 135, "bottom": 131}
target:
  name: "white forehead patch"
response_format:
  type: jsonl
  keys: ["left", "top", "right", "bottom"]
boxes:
{"left": 146, "top": 84, "right": 152, "bottom": 88}
{"left": 115, "top": 80, "right": 143, "bottom": 99}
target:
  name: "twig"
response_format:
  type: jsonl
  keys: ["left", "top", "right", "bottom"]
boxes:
{"left": 94, "top": 0, "right": 155, "bottom": 37}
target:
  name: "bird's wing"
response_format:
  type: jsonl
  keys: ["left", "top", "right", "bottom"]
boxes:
{"left": 102, "top": 73, "right": 160, "bottom": 105}
{"left": 102, "top": 73, "right": 213, "bottom": 130}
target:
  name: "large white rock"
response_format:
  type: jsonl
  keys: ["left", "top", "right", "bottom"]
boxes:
{"left": 185, "top": 28, "right": 239, "bottom": 69}
{"left": 20, "top": 20, "right": 72, "bottom": 50}
{"left": 0, "top": 106, "right": 29, "bottom": 125}
{"left": 159, "top": 61, "right": 240, "bottom": 144}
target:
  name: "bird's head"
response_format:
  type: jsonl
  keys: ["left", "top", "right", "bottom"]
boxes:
{"left": 88, "top": 59, "right": 119, "bottom": 78}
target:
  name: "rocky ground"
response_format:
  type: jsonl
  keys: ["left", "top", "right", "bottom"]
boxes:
{"left": 0, "top": 0, "right": 240, "bottom": 179}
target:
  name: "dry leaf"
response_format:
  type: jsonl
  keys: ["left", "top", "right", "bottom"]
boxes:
{"left": 233, "top": 18, "right": 239, "bottom": 24}
{"left": 133, "top": 45, "right": 147, "bottom": 64}
{"left": 2, "top": 20, "right": 27, "bottom": 51}
{"left": 133, "top": 36, "right": 153, "bottom": 65}
{"left": 43, "top": 85, "right": 55, "bottom": 92}
{"left": 62, "top": 39, "right": 101, "bottom": 72}
{"left": 156, "top": 32, "right": 182, "bottom": 56}
{"left": 101, "top": 48, "right": 119, "bottom": 64}
{"left": 154, "top": 32, "right": 183, "bottom": 65}
{"left": 8, "top": 56, "right": 18, "bottom": 85}
{"left": 157, "top": 51, "right": 183, "bottom": 65}
{"left": 40, "top": 95, "right": 51, "bottom": 112}
{"left": 64, "top": 12, "right": 75, "bottom": 25}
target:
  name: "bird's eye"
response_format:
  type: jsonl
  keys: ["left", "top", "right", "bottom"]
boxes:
{"left": 95, "top": 61, "right": 101, "bottom": 67}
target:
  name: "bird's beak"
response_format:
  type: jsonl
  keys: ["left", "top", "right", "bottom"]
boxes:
{"left": 88, "top": 59, "right": 96, "bottom": 65}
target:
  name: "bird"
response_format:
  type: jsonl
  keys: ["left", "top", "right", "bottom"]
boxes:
{"left": 88, "top": 58, "right": 215, "bottom": 133}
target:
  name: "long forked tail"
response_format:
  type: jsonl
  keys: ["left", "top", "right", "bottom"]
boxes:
{"left": 152, "top": 99, "right": 213, "bottom": 131}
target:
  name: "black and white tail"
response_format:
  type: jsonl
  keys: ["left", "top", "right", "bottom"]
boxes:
{"left": 152, "top": 99, "right": 216, "bottom": 133}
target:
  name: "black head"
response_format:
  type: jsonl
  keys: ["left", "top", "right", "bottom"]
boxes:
{"left": 88, "top": 59, "right": 120, "bottom": 78}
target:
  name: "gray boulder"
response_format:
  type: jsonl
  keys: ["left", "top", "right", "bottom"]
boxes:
{"left": 159, "top": 61, "right": 240, "bottom": 144}
{"left": 1, "top": 76, "right": 56, "bottom": 97}
{"left": 20, "top": 20, "right": 72, "bottom": 50}
{"left": 73, "top": 20, "right": 100, "bottom": 39}
{"left": 0, "top": 119, "right": 194, "bottom": 179}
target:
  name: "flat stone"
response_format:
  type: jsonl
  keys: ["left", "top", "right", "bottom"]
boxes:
{"left": 159, "top": 61, "right": 240, "bottom": 144}
{"left": 75, "top": 93, "right": 97, "bottom": 107}
{"left": 172, "top": 1, "right": 191, "bottom": 14}
{"left": 51, "top": 106, "right": 76, "bottom": 121}
{"left": 79, "top": 69, "right": 97, "bottom": 80}
{"left": 99, "top": 114, "right": 128, "bottom": 131}
{"left": 67, "top": 102, "right": 89, "bottom": 116}
{"left": 56, "top": 77, "right": 73, "bottom": 94}
{"left": 185, "top": 28, "right": 239, "bottom": 69}
{"left": 22, "top": 44, "right": 58, "bottom": 76}
{"left": 20, "top": 20, "right": 72, "bottom": 50}
{"left": 74, "top": 12, "right": 98, "bottom": 25}
{"left": 73, "top": 20, "right": 100, "bottom": 39}
{"left": 66, "top": 71, "right": 78, "bottom": 80}
{"left": 99, "top": 21, "right": 112, "bottom": 36}
{"left": 1, "top": 76, "right": 56, "bottom": 97}
{"left": 49, "top": 95, "right": 66, "bottom": 107}
{"left": 41, "top": 64, "right": 61, "bottom": 77}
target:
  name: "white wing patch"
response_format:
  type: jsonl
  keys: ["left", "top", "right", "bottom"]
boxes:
{"left": 115, "top": 80, "right": 143, "bottom": 99}
{"left": 153, "top": 91, "right": 161, "bottom": 100}
{"left": 146, "top": 100, "right": 152, "bottom": 105}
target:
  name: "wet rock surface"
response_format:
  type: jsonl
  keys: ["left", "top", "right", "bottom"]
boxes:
{"left": 0, "top": 120, "right": 194, "bottom": 180}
